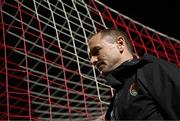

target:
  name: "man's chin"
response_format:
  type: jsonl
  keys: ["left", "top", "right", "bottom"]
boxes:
{"left": 97, "top": 66, "right": 110, "bottom": 76}
{"left": 99, "top": 70, "right": 110, "bottom": 77}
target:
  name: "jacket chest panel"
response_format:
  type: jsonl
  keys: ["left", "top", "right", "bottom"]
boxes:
{"left": 113, "top": 79, "right": 154, "bottom": 119}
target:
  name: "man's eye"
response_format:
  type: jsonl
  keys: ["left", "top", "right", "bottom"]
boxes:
{"left": 94, "top": 48, "right": 101, "bottom": 55}
{"left": 89, "top": 47, "right": 102, "bottom": 59}
{"left": 94, "top": 49, "right": 99, "bottom": 55}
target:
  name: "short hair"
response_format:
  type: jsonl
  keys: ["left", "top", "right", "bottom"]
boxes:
{"left": 88, "top": 28, "right": 134, "bottom": 54}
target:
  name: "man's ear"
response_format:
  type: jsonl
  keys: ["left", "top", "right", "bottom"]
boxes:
{"left": 116, "top": 36, "right": 125, "bottom": 52}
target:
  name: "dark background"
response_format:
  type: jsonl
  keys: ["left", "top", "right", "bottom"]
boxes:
{"left": 101, "top": 0, "right": 180, "bottom": 40}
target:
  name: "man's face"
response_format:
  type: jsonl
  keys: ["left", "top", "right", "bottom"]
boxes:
{"left": 88, "top": 34, "right": 122, "bottom": 74}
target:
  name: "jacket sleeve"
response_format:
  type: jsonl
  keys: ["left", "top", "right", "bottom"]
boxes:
{"left": 139, "top": 60, "right": 180, "bottom": 119}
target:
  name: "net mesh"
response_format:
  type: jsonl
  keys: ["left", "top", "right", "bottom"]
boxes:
{"left": 0, "top": 0, "right": 179, "bottom": 121}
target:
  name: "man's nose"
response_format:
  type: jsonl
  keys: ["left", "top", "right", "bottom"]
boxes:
{"left": 90, "top": 56, "right": 98, "bottom": 65}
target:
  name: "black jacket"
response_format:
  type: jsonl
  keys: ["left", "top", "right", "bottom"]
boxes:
{"left": 105, "top": 54, "right": 180, "bottom": 120}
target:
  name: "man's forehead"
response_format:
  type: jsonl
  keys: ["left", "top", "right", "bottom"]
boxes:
{"left": 87, "top": 36, "right": 98, "bottom": 55}
{"left": 88, "top": 34, "right": 101, "bottom": 48}
{"left": 89, "top": 33, "right": 102, "bottom": 43}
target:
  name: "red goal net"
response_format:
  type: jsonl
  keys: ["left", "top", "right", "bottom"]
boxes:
{"left": 0, "top": 0, "right": 179, "bottom": 121}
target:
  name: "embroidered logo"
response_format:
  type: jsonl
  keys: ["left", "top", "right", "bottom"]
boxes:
{"left": 129, "top": 81, "right": 140, "bottom": 96}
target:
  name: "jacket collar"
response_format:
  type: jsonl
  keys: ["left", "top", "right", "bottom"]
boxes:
{"left": 104, "top": 54, "right": 155, "bottom": 90}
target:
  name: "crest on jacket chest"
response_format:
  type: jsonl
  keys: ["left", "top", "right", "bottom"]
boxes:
{"left": 129, "top": 81, "right": 140, "bottom": 96}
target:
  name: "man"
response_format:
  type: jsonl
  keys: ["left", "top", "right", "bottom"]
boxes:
{"left": 88, "top": 28, "right": 180, "bottom": 120}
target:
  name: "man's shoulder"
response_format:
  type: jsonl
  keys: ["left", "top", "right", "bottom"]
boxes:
{"left": 139, "top": 53, "right": 180, "bottom": 78}
{"left": 141, "top": 53, "right": 177, "bottom": 68}
{"left": 137, "top": 54, "right": 158, "bottom": 70}
{"left": 142, "top": 53, "right": 157, "bottom": 61}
